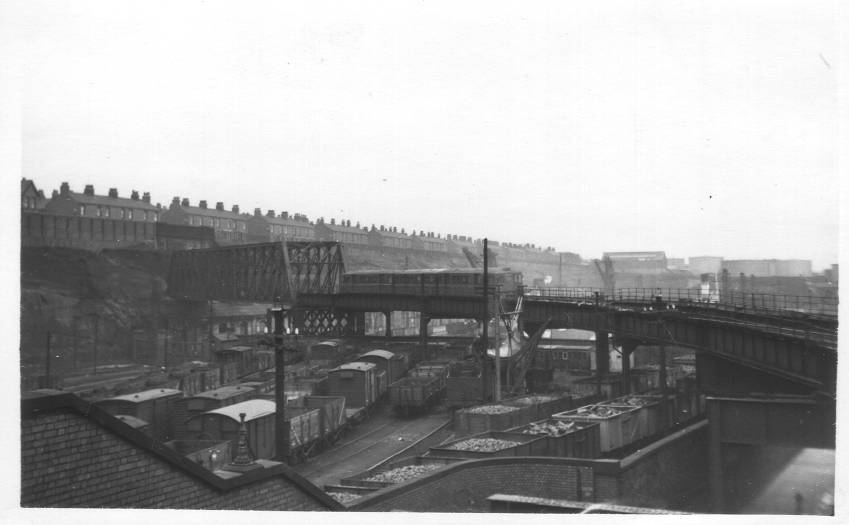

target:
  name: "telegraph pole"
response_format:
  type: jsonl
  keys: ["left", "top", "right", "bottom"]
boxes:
{"left": 272, "top": 298, "right": 291, "bottom": 463}
{"left": 481, "top": 238, "right": 490, "bottom": 402}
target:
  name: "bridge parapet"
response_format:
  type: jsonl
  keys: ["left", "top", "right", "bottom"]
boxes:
{"left": 524, "top": 287, "right": 838, "bottom": 319}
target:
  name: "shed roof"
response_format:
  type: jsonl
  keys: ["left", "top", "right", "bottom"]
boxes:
{"left": 107, "top": 388, "right": 182, "bottom": 403}
{"left": 359, "top": 350, "right": 395, "bottom": 361}
{"left": 192, "top": 385, "right": 255, "bottom": 400}
{"left": 205, "top": 399, "right": 276, "bottom": 422}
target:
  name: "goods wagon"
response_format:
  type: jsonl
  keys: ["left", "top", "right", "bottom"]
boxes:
{"left": 358, "top": 350, "right": 407, "bottom": 386}
{"left": 212, "top": 346, "right": 271, "bottom": 378}
{"left": 388, "top": 376, "right": 444, "bottom": 416}
{"left": 171, "top": 384, "right": 255, "bottom": 439}
{"left": 97, "top": 388, "right": 182, "bottom": 442}
{"left": 506, "top": 419, "right": 601, "bottom": 458}
{"left": 340, "top": 268, "right": 523, "bottom": 298}
{"left": 408, "top": 361, "right": 450, "bottom": 389}
{"left": 429, "top": 431, "right": 547, "bottom": 459}
{"left": 309, "top": 341, "right": 345, "bottom": 368}
{"left": 326, "top": 361, "right": 378, "bottom": 409}
{"left": 446, "top": 361, "right": 492, "bottom": 408}
{"left": 553, "top": 404, "right": 641, "bottom": 453}
{"left": 187, "top": 399, "right": 277, "bottom": 460}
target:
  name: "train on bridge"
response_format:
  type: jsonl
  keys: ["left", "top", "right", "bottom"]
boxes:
{"left": 340, "top": 268, "right": 524, "bottom": 297}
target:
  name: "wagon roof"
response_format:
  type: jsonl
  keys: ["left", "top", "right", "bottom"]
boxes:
{"left": 192, "top": 385, "right": 255, "bottom": 400}
{"left": 331, "top": 361, "right": 376, "bottom": 372}
{"left": 115, "top": 414, "right": 149, "bottom": 429}
{"left": 359, "top": 349, "right": 396, "bottom": 360}
{"left": 107, "top": 388, "right": 182, "bottom": 403}
{"left": 205, "top": 399, "right": 276, "bottom": 422}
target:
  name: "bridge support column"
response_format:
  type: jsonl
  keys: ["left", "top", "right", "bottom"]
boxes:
{"left": 620, "top": 340, "right": 638, "bottom": 395}
{"left": 659, "top": 344, "right": 669, "bottom": 429}
{"left": 595, "top": 331, "right": 610, "bottom": 377}
{"left": 419, "top": 314, "right": 430, "bottom": 359}
{"left": 383, "top": 311, "right": 392, "bottom": 337}
{"left": 708, "top": 399, "right": 725, "bottom": 513}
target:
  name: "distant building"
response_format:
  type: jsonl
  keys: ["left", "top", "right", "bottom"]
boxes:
{"left": 246, "top": 208, "right": 315, "bottom": 243}
{"left": 161, "top": 197, "right": 247, "bottom": 245}
{"left": 603, "top": 252, "right": 668, "bottom": 274}
{"left": 410, "top": 231, "right": 447, "bottom": 253}
{"left": 721, "top": 259, "right": 812, "bottom": 277}
{"left": 21, "top": 178, "right": 47, "bottom": 211}
{"left": 44, "top": 182, "right": 160, "bottom": 222}
{"left": 314, "top": 218, "right": 368, "bottom": 245}
{"left": 824, "top": 264, "right": 839, "bottom": 284}
{"left": 666, "top": 258, "right": 687, "bottom": 271}
{"left": 368, "top": 225, "right": 413, "bottom": 250}
{"left": 688, "top": 256, "right": 723, "bottom": 275}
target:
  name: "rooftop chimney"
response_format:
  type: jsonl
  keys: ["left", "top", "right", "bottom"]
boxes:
{"left": 51, "top": 189, "right": 59, "bottom": 198}
{"left": 216, "top": 202, "right": 224, "bottom": 211}
{"left": 231, "top": 205, "right": 239, "bottom": 214}
{"left": 199, "top": 200, "right": 207, "bottom": 209}
{"left": 83, "top": 184, "right": 94, "bottom": 196}
{"left": 266, "top": 210, "right": 275, "bottom": 218}
{"left": 59, "top": 182, "right": 70, "bottom": 197}
{"left": 254, "top": 207, "right": 262, "bottom": 217}
{"left": 281, "top": 211, "right": 288, "bottom": 219}
{"left": 142, "top": 192, "right": 151, "bottom": 203}
{"left": 108, "top": 188, "right": 118, "bottom": 198}
{"left": 181, "top": 198, "right": 190, "bottom": 207}
{"left": 131, "top": 190, "right": 139, "bottom": 200}
{"left": 330, "top": 218, "right": 335, "bottom": 225}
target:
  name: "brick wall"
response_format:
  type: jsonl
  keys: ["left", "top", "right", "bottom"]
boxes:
{"left": 21, "top": 409, "right": 331, "bottom": 510}
{"left": 353, "top": 458, "right": 619, "bottom": 512}
{"left": 353, "top": 423, "right": 709, "bottom": 512}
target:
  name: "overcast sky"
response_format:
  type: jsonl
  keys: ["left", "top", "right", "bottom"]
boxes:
{"left": 2, "top": 1, "right": 842, "bottom": 270}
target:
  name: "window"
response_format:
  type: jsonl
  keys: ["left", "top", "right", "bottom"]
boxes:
{"left": 154, "top": 212, "right": 159, "bottom": 222}
{"left": 127, "top": 209, "right": 133, "bottom": 220}
{"left": 96, "top": 207, "right": 102, "bottom": 217}
{"left": 80, "top": 206, "right": 85, "bottom": 216}
{"left": 119, "top": 209, "right": 125, "bottom": 219}
{"left": 103, "top": 207, "right": 110, "bottom": 218}
{"left": 142, "top": 211, "right": 147, "bottom": 221}
{"left": 214, "top": 218, "right": 220, "bottom": 228}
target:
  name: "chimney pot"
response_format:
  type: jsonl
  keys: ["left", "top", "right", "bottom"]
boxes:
{"left": 142, "top": 192, "right": 151, "bottom": 203}
{"left": 131, "top": 190, "right": 139, "bottom": 200}
{"left": 108, "top": 188, "right": 118, "bottom": 198}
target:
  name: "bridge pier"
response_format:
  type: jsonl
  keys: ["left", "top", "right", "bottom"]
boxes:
{"left": 383, "top": 311, "right": 392, "bottom": 337}
{"left": 620, "top": 340, "right": 638, "bottom": 395}
{"left": 419, "top": 314, "right": 430, "bottom": 360}
{"left": 595, "top": 331, "right": 610, "bottom": 377}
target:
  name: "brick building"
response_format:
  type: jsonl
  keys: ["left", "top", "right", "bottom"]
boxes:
{"left": 688, "top": 256, "right": 723, "bottom": 275}
{"left": 246, "top": 208, "right": 315, "bottom": 243}
{"left": 603, "top": 251, "right": 668, "bottom": 274}
{"left": 367, "top": 225, "right": 413, "bottom": 250}
{"left": 21, "top": 178, "right": 47, "bottom": 211}
{"left": 43, "top": 182, "right": 160, "bottom": 222}
{"left": 161, "top": 197, "right": 247, "bottom": 245}
{"left": 314, "top": 218, "right": 368, "bottom": 245}
{"left": 410, "top": 231, "right": 447, "bottom": 253}
{"left": 20, "top": 390, "right": 340, "bottom": 510}
{"left": 721, "top": 259, "right": 812, "bottom": 278}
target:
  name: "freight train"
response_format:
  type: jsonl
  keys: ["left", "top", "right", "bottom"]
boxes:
{"left": 340, "top": 268, "right": 524, "bottom": 297}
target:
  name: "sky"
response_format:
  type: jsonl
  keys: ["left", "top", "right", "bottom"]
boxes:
{"left": 1, "top": 0, "right": 844, "bottom": 270}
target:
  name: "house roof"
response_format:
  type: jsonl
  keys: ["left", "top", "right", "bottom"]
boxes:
{"left": 603, "top": 251, "right": 666, "bottom": 260}
{"left": 205, "top": 399, "right": 277, "bottom": 422}
{"left": 68, "top": 191, "right": 159, "bottom": 210}
{"left": 171, "top": 204, "right": 245, "bottom": 220}
{"left": 20, "top": 390, "right": 341, "bottom": 509}
{"left": 106, "top": 388, "right": 182, "bottom": 403}
{"left": 317, "top": 222, "right": 368, "bottom": 234}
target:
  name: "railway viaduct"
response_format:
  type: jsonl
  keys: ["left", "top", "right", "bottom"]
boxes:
{"left": 167, "top": 241, "right": 838, "bottom": 512}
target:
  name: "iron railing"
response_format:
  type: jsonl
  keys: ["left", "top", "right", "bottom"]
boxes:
{"left": 522, "top": 287, "right": 838, "bottom": 318}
